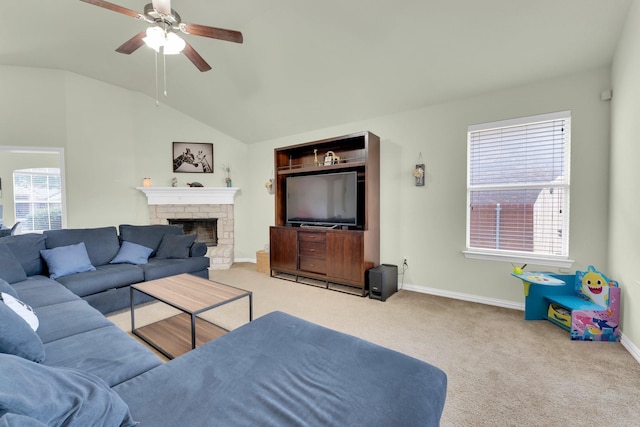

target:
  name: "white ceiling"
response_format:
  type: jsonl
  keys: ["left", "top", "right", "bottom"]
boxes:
{"left": 0, "top": 0, "right": 632, "bottom": 143}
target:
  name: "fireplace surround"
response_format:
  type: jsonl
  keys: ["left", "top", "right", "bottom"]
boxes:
{"left": 137, "top": 187, "right": 239, "bottom": 269}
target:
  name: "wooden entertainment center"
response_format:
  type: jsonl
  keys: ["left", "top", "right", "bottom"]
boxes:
{"left": 269, "top": 131, "right": 380, "bottom": 295}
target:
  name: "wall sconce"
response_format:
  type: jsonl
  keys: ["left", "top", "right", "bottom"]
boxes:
{"left": 143, "top": 178, "right": 152, "bottom": 187}
{"left": 413, "top": 153, "right": 425, "bottom": 186}
{"left": 265, "top": 172, "right": 274, "bottom": 194}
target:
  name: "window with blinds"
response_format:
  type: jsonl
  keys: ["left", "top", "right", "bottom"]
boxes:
{"left": 465, "top": 111, "right": 571, "bottom": 264}
{"left": 13, "top": 168, "right": 63, "bottom": 232}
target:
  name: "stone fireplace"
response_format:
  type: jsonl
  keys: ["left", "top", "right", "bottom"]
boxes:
{"left": 137, "top": 187, "right": 239, "bottom": 270}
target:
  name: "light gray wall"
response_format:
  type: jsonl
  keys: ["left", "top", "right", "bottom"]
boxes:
{"left": 610, "top": 1, "right": 640, "bottom": 353}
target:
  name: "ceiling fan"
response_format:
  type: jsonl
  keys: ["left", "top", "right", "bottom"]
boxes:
{"left": 80, "top": 0, "right": 243, "bottom": 72}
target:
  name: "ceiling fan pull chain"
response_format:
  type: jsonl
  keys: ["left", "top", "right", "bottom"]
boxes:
{"left": 154, "top": 51, "right": 160, "bottom": 107}
{"left": 163, "top": 53, "right": 168, "bottom": 97}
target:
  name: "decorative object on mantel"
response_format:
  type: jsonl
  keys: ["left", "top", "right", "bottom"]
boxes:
{"left": 173, "top": 142, "right": 213, "bottom": 173}
{"left": 223, "top": 164, "right": 232, "bottom": 187}
{"left": 413, "top": 152, "right": 425, "bottom": 186}
{"left": 171, "top": 177, "right": 178, "bottom": 187}
{"left": 324, "top": 150, "right": 340, "bottom": 165}
{"left": 143, "top": 178, "right": 152, "bottom": 187}
{"left": 187, "top": 182, "right": 204, "bottom": 187}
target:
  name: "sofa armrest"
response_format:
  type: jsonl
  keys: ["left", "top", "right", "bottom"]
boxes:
{"left": 190, "top": 242, "right": 207, "bottom": 258}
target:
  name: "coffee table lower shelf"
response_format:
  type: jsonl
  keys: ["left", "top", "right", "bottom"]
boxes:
{"left": 133, "top": 313, "right": 227, "bottom": 359}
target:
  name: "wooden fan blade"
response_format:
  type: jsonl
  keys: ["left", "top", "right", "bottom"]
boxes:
{"left": 182, "top": 41, "right": 212, "bottom": 72}
{"left": 183, "top": 23, "right": 243, "bottom": 44}
{"left": 80, "top": 0, "right": 143, "bottom": 19}
{"left": 116, "top": 31, "right": 147, "bottom": 54}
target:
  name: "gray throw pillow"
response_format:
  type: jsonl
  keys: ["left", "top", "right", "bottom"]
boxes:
{"left": 155, "top": 234, "right": 197, "bottom": 259}
{"left": 0, "top": 295, "right": 45, "bottom": 363}
{"left": 0, "top": 245, "right": 28, "bottom": 284}
{"left": 0, "top": 353, "right": 137, "bottom": 427}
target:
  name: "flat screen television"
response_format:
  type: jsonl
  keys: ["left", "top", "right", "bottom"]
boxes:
{"left": 286, "top": 171, "right": 358, "bottom": 227}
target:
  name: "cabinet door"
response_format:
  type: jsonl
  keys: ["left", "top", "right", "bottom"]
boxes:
{"left": 269, "top": 227, "right": 297, "bottom": 271}
{"left": 326, "top": 232, "right": 364, "bottom": 285}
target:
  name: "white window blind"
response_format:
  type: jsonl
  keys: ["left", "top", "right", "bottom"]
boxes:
{"left": 13, "top": 168, "right": 63, "bottom": 232}
{"left": 465, "top": 111, "right": 571, "bottom": 265}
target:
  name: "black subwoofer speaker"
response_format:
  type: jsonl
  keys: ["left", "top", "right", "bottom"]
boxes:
{"left": 368, "top": 264, "right": 398, "bottom": 301}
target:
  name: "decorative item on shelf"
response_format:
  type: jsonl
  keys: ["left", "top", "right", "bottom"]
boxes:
{"left": 324, "top": 150, "right": 340, "bottom": 165}
{"left": 314, "top": 149, "right": 319, "bottom": 166}
{"left": 171, "top": 177, "right": 178, "bottom": 187}
{"left": 187, "top": 182, "right": 204, "bottom": 187}
{"left": 413, "top": 152, "right": 425, "bottom": 186}
{"left": 143, "top": 178, "right": 152, "bottom": 187}
{"left": 223, "top": 164, "right": 232, "bottom": 187}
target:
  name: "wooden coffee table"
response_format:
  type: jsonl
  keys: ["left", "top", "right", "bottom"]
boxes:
{"left": 130, "top": 273, "right": 252, "bottom": 359}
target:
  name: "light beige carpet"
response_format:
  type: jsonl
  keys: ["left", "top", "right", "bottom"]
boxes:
{"left": 108, "top": 263, "right": 640, "bottom": 426}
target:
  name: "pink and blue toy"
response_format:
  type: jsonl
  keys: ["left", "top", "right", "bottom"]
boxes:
{"left": 511, "top": 265, "right": 620, "bottom": 342}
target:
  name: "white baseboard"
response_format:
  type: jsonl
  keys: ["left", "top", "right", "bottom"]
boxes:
{"left": 621, "top": 334, "right": 640, "bottom": 364}
{"left": 401, "top": 283, "right": 525, "bottom": 311}
{"left": 404, "top": 282, "right": 639, "bottom": 365}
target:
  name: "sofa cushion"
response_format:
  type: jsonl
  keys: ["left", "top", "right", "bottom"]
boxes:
{"left": 0, "top": 279, "right": 18, "bottom": 299}
{"left": 0, "top": 294, "right": 45, "bottom": 363}
{"left": 0, "top": 413, "right": 48, "bottom": 426}
{"left": 140, "top": 257, "right": 211, "bottom": 281}
{"left": 54, "top": 264, "right": 144, "bottom": 297}
{"left": 43, "top": 325, "right": 162, "bottom": 387}
{"left": 40, "top": 242, "right": 96, "bottom": 280}
{"left": 11, "top": 277, "right": 80, "bottom": 309}
{"left": 119, "top": 224, "right": 184, "bottom": 256}
{"left": 0, "top": 353, "right": 137, "bottom": 427}
{"left": 110, "top": 241, "right": 153, "bottom": 265}
{"left": 155, "top": 233, "right": 197, "bottom": 259}
{"left": 0, "top": 245, "right": 27, "bottom": 284}
{"left": 34, "top": 300, "right": 112, "bottom": 344}
{"left": 0, "top": 234, "right": 46, "bottom": 276}
{"left": 44, "top": 227, "right": 120, "bottom": 267}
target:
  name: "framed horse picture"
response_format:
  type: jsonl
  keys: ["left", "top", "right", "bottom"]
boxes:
{"left": 173, "top": 142, "right": 214, "bottom": 173}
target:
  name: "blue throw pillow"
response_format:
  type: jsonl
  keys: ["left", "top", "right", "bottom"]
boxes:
{"left": 155, "top": 234, "right": 197, "bottom": 259}
{"left": 0, "top": 279, "right": 18, "bottom": 300}
{"left": 39, "top": 242, "right": 96, "bottom": 280}
{"left": 0, "top": 295, "right": 45, "bottom": 363}
{"left": 110, "top": 241, "right": 154, "bottom": 265}
{"left": 0, "top": 353, "right": 137, "bottom": 427}
{"left": 0, "top": 245, "right": 27, "bottom": 284}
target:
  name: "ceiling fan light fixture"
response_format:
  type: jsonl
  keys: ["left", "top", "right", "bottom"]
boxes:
{"left": 164, "top": 32, "right": 186, "bottom": 55}
{"left": 143, "top": 26, "right": 164, "bottom": 52}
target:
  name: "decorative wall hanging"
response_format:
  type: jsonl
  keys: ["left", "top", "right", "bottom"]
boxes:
{"left": 413, "top": 152, "right": 425, "bottom": 186}
{"left": 173, "top": 142, "right": 213, "bottom": 173}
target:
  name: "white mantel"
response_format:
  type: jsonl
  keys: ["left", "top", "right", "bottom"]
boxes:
{"left": 136, "top": 187, "right": 239, "bottom": 205}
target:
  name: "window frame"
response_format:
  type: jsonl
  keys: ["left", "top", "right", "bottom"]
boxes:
{"left": 463, "top": 111, "right": 574, "bottom": 268}
{"left": 13, "top": 168, "right": 64, "bottom": 233}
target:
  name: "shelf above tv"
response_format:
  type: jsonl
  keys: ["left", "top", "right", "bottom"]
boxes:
{"left": 277, "top": 158, "right": 366, "bottom": 175}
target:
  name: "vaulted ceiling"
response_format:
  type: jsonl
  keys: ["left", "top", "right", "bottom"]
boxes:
{"left": 0, "top": 1, "right": 632, "bottom": 142}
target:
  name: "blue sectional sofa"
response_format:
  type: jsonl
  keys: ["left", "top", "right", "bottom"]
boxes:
{"left": 0, "top": 226, "right": 448, "bottom": 426}
{"left": 0, "top": 224, "right": 210, "bottom": 314}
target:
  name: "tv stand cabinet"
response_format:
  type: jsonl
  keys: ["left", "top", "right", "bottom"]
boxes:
{"left": 270, "top": 131, "right": 380, "bottom": 295}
